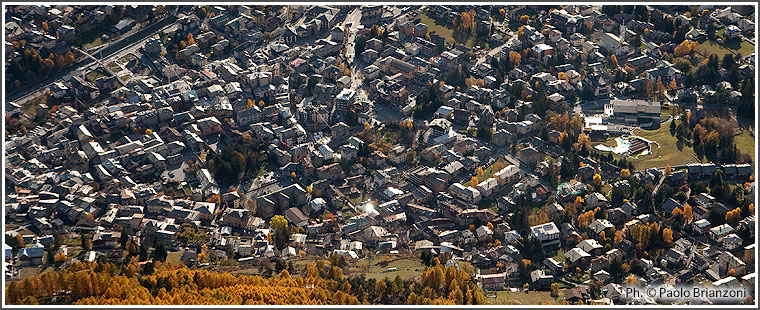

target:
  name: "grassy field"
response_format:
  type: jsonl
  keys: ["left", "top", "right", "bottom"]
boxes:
{"left": 82, "top": 36, "right": 104, "bottom": 49}
{"left": 552, "top": 249, "right": 565, "bottom": 262}
{"left": 345, "top": 256, "right": 426, "bottom": 281}
{"left": 734, "top": 131, "right": 755, "bottom": 162}
{"left": 697, "top": 38, "right": 755, "bottom": 59}
{"left": 119, "top": 54, "right": 137, "bottom": 64}
{"left": 85, "top": 68, "right": 111, "bottom": 82}
{"left": 629, "top": 120, "right": 699, "bottom": 170}
{"left": 418, "top": 13, "right": 486, "bottom": 48}
{"left": 18, "top": 267, "right": 42, "bottom": 280}
{"left": 167, "top": 250, "right": 183, "bottom": 264}
{"left": 107, "top": 62, "right": 122, "bottom": 72}
{"left": 487, "top": 290, "right": 558, "bottom": 305}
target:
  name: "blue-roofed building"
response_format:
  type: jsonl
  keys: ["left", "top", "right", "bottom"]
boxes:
{"left": 18, "top": 242, "right": 44, "bottom": 266}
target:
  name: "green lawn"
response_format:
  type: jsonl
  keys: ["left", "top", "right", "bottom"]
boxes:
{"left": 18, "top": 267, "right": 42, "bottom": 280}
{"left": 85, "top": 68, "right": 111, "bottom": 82}
{"left": 716, "top": 28, "right": 726, "bottom": 39}
{"left": 107, "top": 62, "right": 122, "bottom": 72}
{"left": 552, "top": 249, "right": 565, "bottom": 262}
{"left": 345, "top": 256, "right": 426, "bottom": 281}
{"left": 487, "top": 290, "right": 558, "bottom": 305}
{"left": 119, "top": 54, "right": 137, "bottom": 64}
{"left": 167, "top": 250, "right": 183, "bottom": 264}
{"left": 734, "top": 131, "right": 755, "bottom": 162}
{"left": 418, "top": 13, "right": 486, "bottom": 48}
{"left": 629, "top": 120, "right": 699, "bottom": 170}
{"left": 82, "top": 36, "right": 103, "bottom": 49}
{"left": 698, "top": 39, "right": 755, "bottom": 59}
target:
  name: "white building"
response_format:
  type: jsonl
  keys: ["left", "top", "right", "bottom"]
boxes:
{"left": 476, "top": 178, "right": 499, "bottom": 197}
{"left": 448, "top": 183, "right": 482, "bottom": 204}
{"left": 530, "top": 222, "right": 560, "bottom": 246}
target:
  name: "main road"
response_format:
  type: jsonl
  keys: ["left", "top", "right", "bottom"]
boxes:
{"left": 7, "top": 6, "right": 185, "bottom": 106}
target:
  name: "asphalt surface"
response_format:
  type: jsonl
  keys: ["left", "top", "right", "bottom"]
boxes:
{"left": 7, "top": 8, "right": 183, "bottom": 105}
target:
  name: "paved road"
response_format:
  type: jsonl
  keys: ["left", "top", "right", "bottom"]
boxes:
{"left": 7, "top": 9, "right": 181, "bottom": 105}
{"left": 71, "top": 46, "right": 126, "bottom": 87}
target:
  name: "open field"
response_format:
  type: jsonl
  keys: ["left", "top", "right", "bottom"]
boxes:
{"left": 418, "top": 14, "right": 487, "bottom": 48}
{"left": 85, "top": 68, "right": 111, "bottom": 82}
{"left": 734, "top": 131, "right": 755, "bottom": 162}
{"left": 697, "top": 38, "right": 755, "bottom": 59}
{"left": 345, "top": 256, "right": 426, "bottom": 281}
{"left": 593, "top": 120, "right": 699, "bottom": 170}
{"left": 629, "top": 120, "right": 699, "bottom": 170}
{"left": 487, "top": 289, "right": 557, "bottom": 305}
{"left": 18, "top": 267, "right": 42, "bottom": 280}
{"left": 167, "top": 250, "right": 183, "bottom": 264}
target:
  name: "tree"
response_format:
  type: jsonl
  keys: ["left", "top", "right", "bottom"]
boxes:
{"left": 662, "top": 228, "right": 673, "bottom": 244}
{"left": 610, "top": 54, "right": 618, "bottom": 67}
{"left": 81, "top": 233, "right": 92, "bottom": 250}
{"left": 664, "top": 164, "right": 671, "bottom": 176}
{"left": 374, "top": 279, "right": 387, "bottom": 301}
{"left": 683, "top": 204, "right": 693, "bottom": 223}
{"left": 593, "top": 173, "right": 602, "bottom": 186}
{"left": 153, "top": 240, "right": 168, "bottom": 262}
{"left": 15, "top": 234, "right": 25, "bottom": 248}
{"left": 620, "top": 169, "right": 630, "bottom": 178}
{"left": 520, "top": 15, "right": 530, "bottom": 24}
{"left": 270, "top": 215, "right": 289, "bottom": 250}
{"left": 509, "top": 51, "right": 521, "bottom": 66}
{"left": 614, "top": 230, "right": 624, "bottom": 245}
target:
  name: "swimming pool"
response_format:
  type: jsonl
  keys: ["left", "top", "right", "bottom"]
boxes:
{"left": 595, "top": 136, "right": 632, "bottom": 154}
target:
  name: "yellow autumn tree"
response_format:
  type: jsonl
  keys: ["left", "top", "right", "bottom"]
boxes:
{"left": 662, "top": 228, "right": 674, "bottom": 244}
{"left": 620, "top": 169, "right": 631, "bottom": 178}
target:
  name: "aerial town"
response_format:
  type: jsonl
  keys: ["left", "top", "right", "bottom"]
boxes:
{"left": 3, "top": 4, "right": 757, "bottom": 306}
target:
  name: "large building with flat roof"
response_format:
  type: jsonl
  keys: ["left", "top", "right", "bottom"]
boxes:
{"left": 604, "top": 99, "right": 661, "bottom": 125}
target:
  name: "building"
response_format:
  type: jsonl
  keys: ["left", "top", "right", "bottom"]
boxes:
{"left": 604, "top": 99, "right": 661, "bottom": 125}
{"left": 449, "top": 183, "right": 482, "bottom": 204}
{"left": 530, "top": 222, "right": 561, "bottom": 246}
{"left": 480, "top": 273, "right": 506, "bottom": 291}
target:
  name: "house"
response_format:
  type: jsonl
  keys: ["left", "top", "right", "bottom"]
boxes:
{"left": 18, "top": 242, "right": 44, "bottom": 266}
{"left": 476, "top": 178, "right": 499, "bottom": 198}
{"left": 566, "top": 247, "right": 591, "bottom": 265}
{"left": 578, "top": 239, "right": 603, "bottom": 256}
{"left": 284, "top": 207, "right": 309, "bottom": 227}
{"left": 693, "top": 219, "right": 711, "bottom": 235}
{"left": 720, "top": 233, "right": 743, "bottom": 251}
{"left": 530, "top": 269, "right": 553, "bottom": 290}
{"left": 710, "top": 223, "right": 735, "bottom": 241}
{"left": 564, "top": 286, "right": 590, "bottom": 303}
{"left": 480, "top": 273, "right": 506, "bottom": 291}
{"left": 530, "top": 222, "right": 560, "bottom": 246}
{"left": 449, "top": 183, "right": 481, "bottom": 204}
{"left": 588, "top": 219, "right": 614, "bottom": 238}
